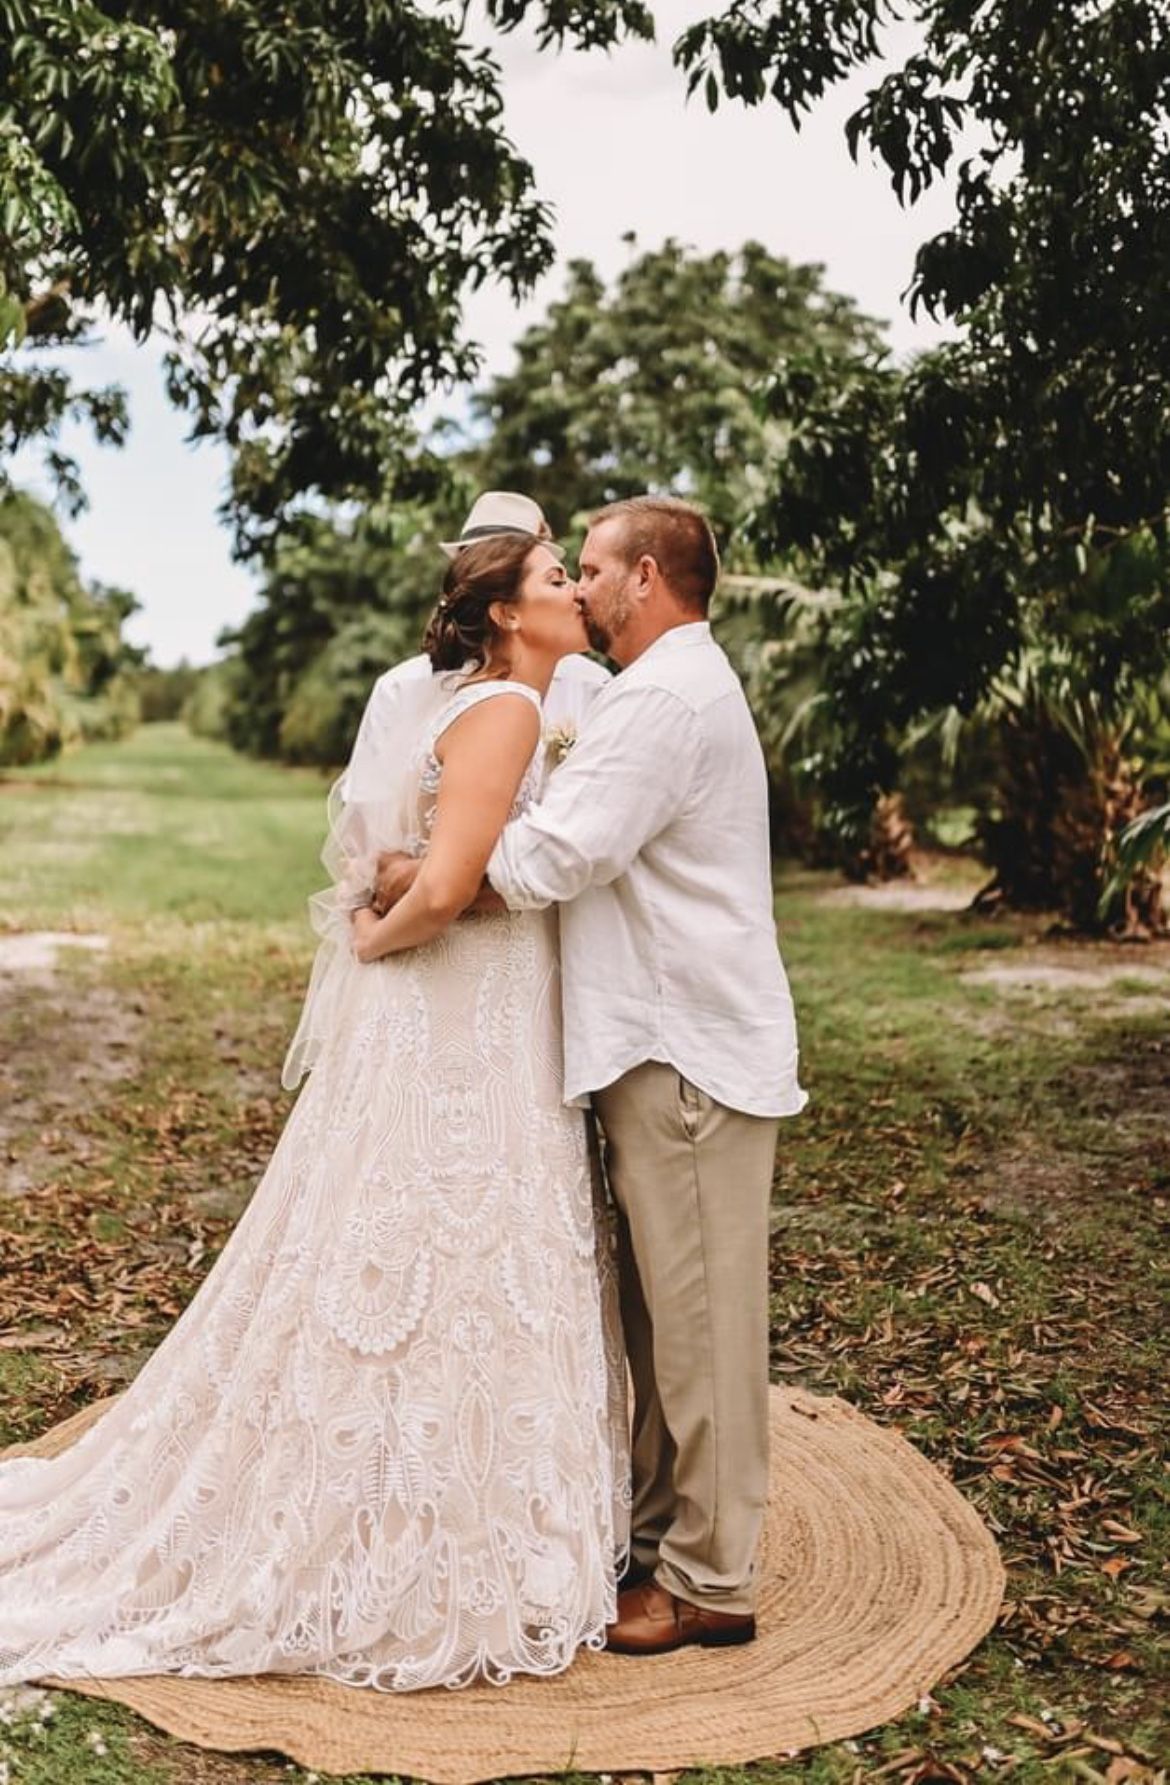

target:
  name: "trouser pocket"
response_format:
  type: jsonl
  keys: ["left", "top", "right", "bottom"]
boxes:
{"left": 677, "top": 1072, "right": 704, "bottom": 1135}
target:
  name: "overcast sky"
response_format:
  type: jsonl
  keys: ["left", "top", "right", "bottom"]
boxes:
{"left": 12, "top": 1, "right": 958, "bottom": 666}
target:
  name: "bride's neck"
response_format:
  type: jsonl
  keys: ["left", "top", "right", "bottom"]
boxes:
{"left": 484, "top": 644, "right": 555, "bottom": 698}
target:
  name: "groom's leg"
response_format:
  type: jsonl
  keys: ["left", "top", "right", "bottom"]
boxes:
{"left": 588, "top": 1107, "right": 673, "bottom": 1568}
{"left": 611, "top": 1191, "right": 677, "bottom": 1568}
{"left": 594, "top": 1061, "right": 779, "bottom": 1617}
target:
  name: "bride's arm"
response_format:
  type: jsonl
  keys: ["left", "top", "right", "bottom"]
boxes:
{"left": 371, "top": 853, "right": 504, "bottom": 917}
{"left": 351, "top": 693, "right": 540, "bottom": 963}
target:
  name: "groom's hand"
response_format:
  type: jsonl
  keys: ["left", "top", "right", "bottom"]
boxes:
{"left": 467, "top": 880, "right": 507, "bottom": 915}
{"left": 373, "top": 851, "right": 420, "bottom": 916}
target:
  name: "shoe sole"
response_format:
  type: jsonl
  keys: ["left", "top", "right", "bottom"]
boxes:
{"left": 606, "top": 1622, "right": 757, "bottom": 1655}
{"left": 698, "top": 1621, "right": 757, "bottom": 1647}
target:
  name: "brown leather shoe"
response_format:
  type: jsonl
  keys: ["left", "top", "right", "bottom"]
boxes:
{"left": 605, "top": 1582, "right": 756, "bottom": 1654}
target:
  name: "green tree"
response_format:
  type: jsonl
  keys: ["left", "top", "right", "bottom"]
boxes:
{"left": 0, "top": 488, "right": 141, "bottom": 762}
{"left": 471, "top": 239, "right": 884, "bottom": 540}
{"left": 0, "top": 0, "right": 653, "bottom": 546}
{"left": 1103, "top": 799, "right": 1170, "bottom": 931}
{"left": 217, "top": 502, "right": 457, "bottom": 765}
{"left": 184, "top": 659, "right": 236, "bottom": 744}
{"left": 68, "top": 578, "right": 145, "bottom": 740}
{"left": 679, "top": 0, "right": 1170, "bottom": 928}
{"left": 135, "top": 658, "right": 201, "bottom": 724}
{"left": 214, "top": 242, "right": 884, "bottom": 778}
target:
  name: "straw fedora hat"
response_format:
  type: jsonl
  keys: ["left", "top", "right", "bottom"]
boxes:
{"left": 439, "top": 491, "right": 562, "bottom": 559}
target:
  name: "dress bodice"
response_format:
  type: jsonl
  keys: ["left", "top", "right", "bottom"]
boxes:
{"left": 413, "top": 680, "right": 544, "bottom": 857}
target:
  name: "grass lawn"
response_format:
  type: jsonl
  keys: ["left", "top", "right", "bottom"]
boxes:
{"left": 0, "top": 723, "right": 1166, "bottom": 1785}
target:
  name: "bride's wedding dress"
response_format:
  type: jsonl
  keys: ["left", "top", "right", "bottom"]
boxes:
{"left": 0, "top": 679, "right": 630, "bottom": 1692}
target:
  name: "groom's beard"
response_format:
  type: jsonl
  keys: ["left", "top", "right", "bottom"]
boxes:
{"left": 582, "top": 590, "right": 630, "bottom": 656}
{"left": 583, "top": 612, "right": 611, "bottom": 654}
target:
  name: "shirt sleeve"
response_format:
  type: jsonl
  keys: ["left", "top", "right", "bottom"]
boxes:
{"left": 488, "top": 682, "right": 702, "bottom": 910}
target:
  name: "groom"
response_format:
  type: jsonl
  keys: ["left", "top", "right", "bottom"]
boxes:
{"left": 380, "top": 497, "right": 805, "bottom": 1652}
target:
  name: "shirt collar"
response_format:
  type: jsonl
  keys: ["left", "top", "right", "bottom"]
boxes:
{"left": 631, "top": 621, "right": 711, "bottom": 668}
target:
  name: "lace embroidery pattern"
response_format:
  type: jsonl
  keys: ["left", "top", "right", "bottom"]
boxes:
{"left": 0, "top": 681, "right": 630, "bottom": 1692}
{"left": 411, "top": 680, "right": 543, "bottom": 855}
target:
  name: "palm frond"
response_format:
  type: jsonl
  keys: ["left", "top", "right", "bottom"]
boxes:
{"left": 777, "top": 689, "right": 830, "bottom": 754}
{"left": 1098, "top": 801, "right": 1170, "bottom": 916}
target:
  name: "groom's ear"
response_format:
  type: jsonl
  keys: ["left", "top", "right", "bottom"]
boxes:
{"left": 634, "top": 553, "right": 660, "bottom": 595}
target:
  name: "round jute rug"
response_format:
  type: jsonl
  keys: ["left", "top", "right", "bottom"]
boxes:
{"left": 9, "top": 1385, "right": 1004, "bottom": 1783}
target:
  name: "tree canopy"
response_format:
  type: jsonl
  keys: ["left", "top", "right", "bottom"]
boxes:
{"left": 677, "top": 0, "right": 1170, "bottom": 923}
{"left": 471, "top": 239, "right": 884, "bottom": 540}
{"left": 0, "top": 0, "right": 653, "bottom": 547}
{"left": 679, "top": 1, "right": 1169, "bottom": 723}
{"left": 4, "top": 0, "right": 1166, "bottom": 922}
{"left": 202, "top": 244, "right": 884, "bottom": 769}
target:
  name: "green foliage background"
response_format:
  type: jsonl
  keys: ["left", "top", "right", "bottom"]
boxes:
{"left": 0, "top": 488, "right": 142, "bottom": 763}
{"left": 2, "top": 0, "right": 1167, "bottom": 925}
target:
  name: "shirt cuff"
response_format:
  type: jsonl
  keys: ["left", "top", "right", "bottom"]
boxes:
{"left": 487, "top": 833, "right": 545, "bottom": 911}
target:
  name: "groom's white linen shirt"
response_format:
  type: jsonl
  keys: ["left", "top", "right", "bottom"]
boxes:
{"left": 487, "top": 622, "right": 806, "bottom": 1120}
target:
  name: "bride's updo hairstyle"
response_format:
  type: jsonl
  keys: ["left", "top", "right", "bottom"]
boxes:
{"left": 423, "top": 533, "right": 537, "bottom": 674}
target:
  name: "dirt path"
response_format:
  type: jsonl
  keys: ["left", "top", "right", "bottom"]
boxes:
{"left": 0, "top": 933, "right": 144, "bottom": 1199}
{"left": 818, "top": 880, "right": 977, "bottom": 912}
{"left": 961, "top": 940, "right": 1170, "bottom": 1024}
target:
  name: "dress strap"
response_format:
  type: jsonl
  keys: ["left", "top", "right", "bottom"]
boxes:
{"left": 427, "top": 680, "right": 542, "bottom": 753}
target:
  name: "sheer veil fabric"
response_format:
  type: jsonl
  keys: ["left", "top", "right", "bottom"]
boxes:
{"left": 282, "top": 668, "right": 457, "bottom": 1091}
{"left": 0, "top": 676, "right": 631, "bottom": 1692}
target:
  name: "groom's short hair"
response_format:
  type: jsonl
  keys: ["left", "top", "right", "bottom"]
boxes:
{"left": 591, "top": 497, "right": 719, "bottom": 614}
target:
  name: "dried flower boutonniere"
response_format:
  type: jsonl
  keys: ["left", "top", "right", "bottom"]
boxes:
{"left": 543, "top": 722, "right": 578, "bottom": 769}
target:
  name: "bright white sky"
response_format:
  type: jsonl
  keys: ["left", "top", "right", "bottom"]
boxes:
{"left": 11, "top": 2, "right": 958, "bottom": 666}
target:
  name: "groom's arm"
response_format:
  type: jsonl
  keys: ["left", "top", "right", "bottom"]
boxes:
{"left": 487, "top": 684, "right": 701, "bottom": 910}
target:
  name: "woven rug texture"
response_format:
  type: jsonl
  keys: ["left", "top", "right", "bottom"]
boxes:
{"left": 3, "top": 1384, "right": 1005, "bottom": 1782}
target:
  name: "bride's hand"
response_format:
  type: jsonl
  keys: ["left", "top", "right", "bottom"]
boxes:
{"left": 350, "top": 907, "right": 381, "bottom": 964}
{"left": 373, "top": 850, "right": 420, "bottom": 917}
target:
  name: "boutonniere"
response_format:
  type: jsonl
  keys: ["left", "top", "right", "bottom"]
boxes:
{"left": 543, "top": 722, "right": 578, "bottom": 768}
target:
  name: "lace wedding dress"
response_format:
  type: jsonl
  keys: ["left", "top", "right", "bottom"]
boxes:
{"left": 0, "top": 679, "right": 630, "bottom": 1692}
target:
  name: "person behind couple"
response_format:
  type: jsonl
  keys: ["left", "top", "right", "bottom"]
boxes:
{"left": 0, "top": 530, "right": 630, "bottom": 1694}
{"left": 375, "top": 496, "right": 807, "bottom": 1653}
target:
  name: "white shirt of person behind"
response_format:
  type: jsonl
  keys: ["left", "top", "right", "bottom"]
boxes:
{"left": 343, "top": 650, "right": 610, "bottom": 810}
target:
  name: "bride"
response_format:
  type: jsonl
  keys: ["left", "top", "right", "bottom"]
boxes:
{"left": 0, "top": 529, "right": 631, "bottom": 1692}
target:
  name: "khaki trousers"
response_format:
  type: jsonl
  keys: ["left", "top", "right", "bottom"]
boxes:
{"left": 593, "top": 1061, "right": 779, "bottom": 1615}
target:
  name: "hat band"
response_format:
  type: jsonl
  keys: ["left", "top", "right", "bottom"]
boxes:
{"left": 459, "top": 523, "right": 536, "bottom": 543}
